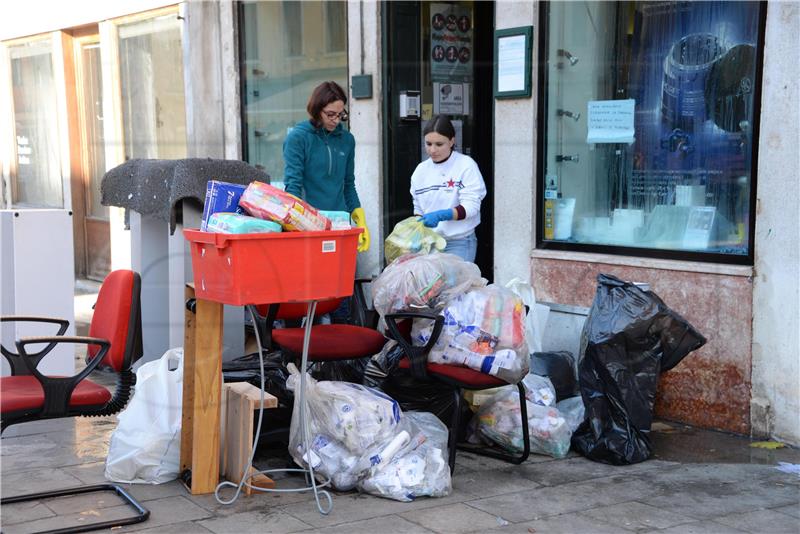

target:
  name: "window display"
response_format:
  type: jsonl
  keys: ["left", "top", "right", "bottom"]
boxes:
{"left": 539, "top": 1, "right": 764, "bottom": 261}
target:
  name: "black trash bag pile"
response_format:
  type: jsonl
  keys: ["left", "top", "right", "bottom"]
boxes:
{"left": 310, "top": 357, "right": 370, "bottom": 383}
{"left": 572, "top": 274, "right": 707, "bottom": 465}
{"left": 362, "top": 340, "right": 405, "bottom": 389}
{"left": 222, "top": 351, "right": 294, "bottom": 445}
{"left": 531, "top": 351, "right": 579, "bottom": 401}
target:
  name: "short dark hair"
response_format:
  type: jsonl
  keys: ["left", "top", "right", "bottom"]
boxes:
{"left": 307, "top": 81, "right": 348, "bottom": 126}
{"left": 423, "top": 114, "right": 456, "bottom": 140}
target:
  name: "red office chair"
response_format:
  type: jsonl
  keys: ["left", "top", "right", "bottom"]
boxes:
{"left": 384, "top": 311, "right": 530, "bottom": 474}
{"left": 1, "top": 269, "right": 150, "bottom": 531}
{"left": 247, "top": 295, "right": 386, "bottom": 367}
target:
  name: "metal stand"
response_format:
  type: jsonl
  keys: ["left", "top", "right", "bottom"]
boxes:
{"left": 214, "top": 300, "right": 333, "bottom": 515}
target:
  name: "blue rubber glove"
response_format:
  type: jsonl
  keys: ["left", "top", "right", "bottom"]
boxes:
{"left": 419, "top": 209, "right": 454, "bottom": 228}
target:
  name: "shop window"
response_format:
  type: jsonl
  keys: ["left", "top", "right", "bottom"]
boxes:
{"left": 239, "top": 1, "right": 348, "bottom": 181}
{"left": 8, "top": 37, "right": 64, "bottom": 208}
{"left": 538, "top": 1, "right": 765, "bottom": 263}
{"left": 118, "top": 13, "right": 187, "bottom": 160}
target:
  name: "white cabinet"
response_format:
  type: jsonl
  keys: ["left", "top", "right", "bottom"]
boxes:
{"left": 1, "top": 209, "right": 76, "bottom": 376}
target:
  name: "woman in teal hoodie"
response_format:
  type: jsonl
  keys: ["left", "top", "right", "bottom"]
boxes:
{"left": 283, "top": 81, "right": 370, "bottom": 252}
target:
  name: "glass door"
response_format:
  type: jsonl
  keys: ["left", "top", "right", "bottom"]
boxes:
{"left": 8, "top": 37, "right": 64, "bottom": 208}
{"left": 117, "top": 13, "right": 187, "bottom": 160}
{"left": 75, "top": 33, "right": 110, "bottom": 280}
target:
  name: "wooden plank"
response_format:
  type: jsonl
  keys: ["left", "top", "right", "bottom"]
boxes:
{"left": 180, "top": 285, "right": 196, "bottom": 474}
{"left": 227, "top": 381, "right": 278, "bottom": 410}
{"left": 245, "top": 467, "right": 276, "bottom": 495}
{"left": 223, "top": 382, "right": 278, "bottom": 496}
{"left": 189, "top": 297, "right": 223, "bottom": 494}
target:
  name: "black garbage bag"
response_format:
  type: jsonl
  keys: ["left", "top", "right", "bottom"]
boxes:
{"left": 222, "top": 351, "right": 293, "bottom": 405}
{"left": 363, "top": 340, "right": 406, "bottom": 389}
{"left": 571, "top": 274, "right": 706, "bottom": 465}
{"left": 531, "top": 351, "right": 579, "bottom": 401}
{"left": 310, "top": 357, "right": 369, "bottom": 383}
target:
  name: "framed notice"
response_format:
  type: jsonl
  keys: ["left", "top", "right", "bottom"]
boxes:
{"left": 494, "top": 26, "right": 533, "bottom": 99}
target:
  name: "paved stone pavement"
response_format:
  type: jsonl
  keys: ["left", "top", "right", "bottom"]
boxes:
{"left": 2, "top": 412, "right": 798, "bottom": 534}
{"left": 2, "top": 280, "right": 799, "bottom": 532}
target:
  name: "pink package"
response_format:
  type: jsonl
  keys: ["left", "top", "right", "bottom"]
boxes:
{"left": 239, "top": 181, "right": 331, "bottom": 232}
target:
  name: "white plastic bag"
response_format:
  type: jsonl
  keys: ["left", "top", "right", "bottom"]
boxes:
{"left": 105, "top": 348, "right": 183, "bottom": 484}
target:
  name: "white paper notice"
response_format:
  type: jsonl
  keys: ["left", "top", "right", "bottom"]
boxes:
{"left": 586, "top": 99, "right": 636, "bottom": 144}
{"left": 497, "top": 34, "right": 526, "bottom": 92}
{"left": 433, "top": 82, "right": 469, "bottom": 115}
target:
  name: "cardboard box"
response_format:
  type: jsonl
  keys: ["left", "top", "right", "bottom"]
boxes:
{"left": 201, "top": 180, "right": 247, "bottom": 231}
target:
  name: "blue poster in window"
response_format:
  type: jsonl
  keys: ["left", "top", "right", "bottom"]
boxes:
{"left": 622, "top": 1, "right": 760, "bottom": 254}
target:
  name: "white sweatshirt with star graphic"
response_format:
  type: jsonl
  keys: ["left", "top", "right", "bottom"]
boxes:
{"left": 410, "top": 150, "right": 487, "bottom": 239}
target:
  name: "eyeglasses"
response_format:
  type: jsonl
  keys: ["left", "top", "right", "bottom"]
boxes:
{"left": 322, "top": 109, "right": 349, "bottom": 121}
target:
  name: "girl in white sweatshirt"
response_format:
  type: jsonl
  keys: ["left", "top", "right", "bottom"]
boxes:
{"left": 411, "top": 115, "right": 487, "bottom": 262}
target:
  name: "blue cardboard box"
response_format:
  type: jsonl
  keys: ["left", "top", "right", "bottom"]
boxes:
{"left": 201, "top": 180, "right": 248, "bottom": 231}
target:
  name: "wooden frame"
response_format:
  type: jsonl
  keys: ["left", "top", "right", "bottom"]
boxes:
{"left": 493, "top": 25, "right": 533, "bottom": 99}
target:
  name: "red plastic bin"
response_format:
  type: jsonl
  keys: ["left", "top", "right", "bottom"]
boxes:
{"left": 183, "top": 228, "right": 361, "bottom": 306}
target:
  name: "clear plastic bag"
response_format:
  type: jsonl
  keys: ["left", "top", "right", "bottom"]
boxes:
{"left": 504, "top": 278, "right": 544, "bottom": 354}
{"left": 286, "top": 370, "right": 402, "bottom": 490}
{"left": 372, "top": 252, "right": 486, "bottom": 317}
{"left": 472, "top": 374, "right": 572, "bottom": 458}
{"left": 358, "top": 411, "right": 452, "bottom": 502}
{"left": 105, "top": 348, "right": 183, "bottom": 484}
{"left": 384, "top": 216, "right": 447, "bottom": 264}
{"left": 286, "top": 368, "right": 452, "bottom": 499}
{"left": 412, "top": 284, "right": 530, "bottom": 384}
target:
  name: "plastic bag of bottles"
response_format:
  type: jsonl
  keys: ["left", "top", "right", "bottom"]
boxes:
{"left": 412, "top": 284, "right": 529, "bottom": 384}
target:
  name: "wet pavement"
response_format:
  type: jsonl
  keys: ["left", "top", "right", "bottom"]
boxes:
{"left": 2, "top": 398, "right": 799, "bottom": 533}
{"left": 0, "top": 282, "right": 798, "bottom": 533}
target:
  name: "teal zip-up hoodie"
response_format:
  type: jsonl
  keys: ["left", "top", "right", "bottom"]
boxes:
{"left": 283, "top": 120, "right": 361, "bottom": 213}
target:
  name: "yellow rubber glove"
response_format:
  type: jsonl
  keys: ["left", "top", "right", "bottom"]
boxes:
{"left": 351, "top": 207, "right": 370, "bottom": 252}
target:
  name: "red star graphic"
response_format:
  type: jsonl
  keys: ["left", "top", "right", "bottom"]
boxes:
{"left": 446, "top": 179, "right": 455, "bottom": 187}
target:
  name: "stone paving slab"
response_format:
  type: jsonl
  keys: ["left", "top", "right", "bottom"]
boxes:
{"left": 3, "top": 408, "right": 800, "bottom": 533}
{"left": 711, "top": 508, "right": 800, "bottom": 533}
{"left": 579, "top": 501, "right": 697, "bottom": 531}
{"left": 310, "top": 514, "right": 436, "bottom": 534}
{"left": 198, "top": 509, "right": 314, "bottom": 533}
{"left": 398, "top": 502, "right": 507, "bottom": 533}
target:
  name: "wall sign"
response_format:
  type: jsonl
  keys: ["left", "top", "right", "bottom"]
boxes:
{"left": 494, "top": 26, "right": 532, "bottom": 99}
{"left": 430, "top": 3, "right": 473, "bottom": 82}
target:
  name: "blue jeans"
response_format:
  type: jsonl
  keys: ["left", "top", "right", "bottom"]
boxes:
{"left": 444, "top": 232, "right": 477, "bottom": 263}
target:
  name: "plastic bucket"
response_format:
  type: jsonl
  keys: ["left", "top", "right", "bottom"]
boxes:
{"left": 183, "top": 228, "right": 361, "bottom": 305}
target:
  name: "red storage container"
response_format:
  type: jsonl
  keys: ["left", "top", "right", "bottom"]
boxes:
{"left": 183, "top": 228, "right": 361, "bottom": 305}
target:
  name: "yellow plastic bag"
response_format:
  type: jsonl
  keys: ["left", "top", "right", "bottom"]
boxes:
{"left": 384, "top": 216, "right": 446, "bottom": 264}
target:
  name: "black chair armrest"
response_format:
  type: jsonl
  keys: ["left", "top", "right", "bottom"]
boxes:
{"left": 245, "top": 304, "right": 279, "bottom": 352}
{"left": 352, "top": 278, "right": 379, "bottom": 328}
{"left": 15, "top": 336, "right": 110, "bottom": 418}
{"left": 384, "top": 311, "right": 444, "bottom": 380}
{"left": 1, "top": 316, "right": 71, "bottom": 375}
